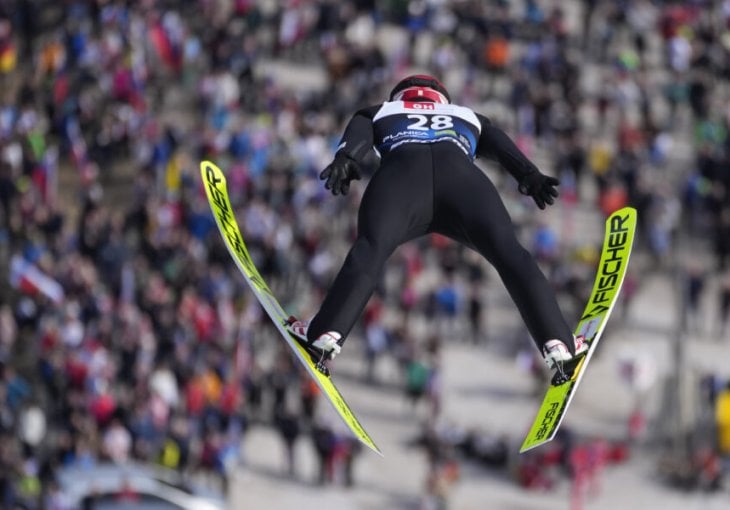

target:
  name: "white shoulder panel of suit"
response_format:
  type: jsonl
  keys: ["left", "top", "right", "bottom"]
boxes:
{"left": 374, "top": 101, "right": 482, "bottom": 132}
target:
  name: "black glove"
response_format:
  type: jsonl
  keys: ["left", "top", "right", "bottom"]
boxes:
{"left": 320, "top": 152, "right": 361, "bottom": 196}
{"left": 518, "top": 172, "right": 560, "bottom": 210}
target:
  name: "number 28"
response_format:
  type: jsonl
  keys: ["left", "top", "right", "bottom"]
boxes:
{"left": 406, "top": 114, "right": 454, "bottom": 130}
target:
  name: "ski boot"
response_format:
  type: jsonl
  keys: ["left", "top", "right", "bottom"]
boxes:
{"left": 285, "top": 317, "right": 343, "bottom": 376}
{"left": 542, "top": 335, "right": 588, "bottom": 385}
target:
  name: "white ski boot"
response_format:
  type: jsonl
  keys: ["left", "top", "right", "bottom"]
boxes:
{"left": 542, "top": 335, "right": 588, "bottom": 370}
{"left": 285, "top": 317, "right": 343, "bottom": 360}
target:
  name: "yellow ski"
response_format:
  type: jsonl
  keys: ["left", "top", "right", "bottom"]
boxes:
{"left": 200, "top": 160, "right": 381, "bottom": 455}
{"left": 520, "top": 207, "right": 637, "bottom": 453}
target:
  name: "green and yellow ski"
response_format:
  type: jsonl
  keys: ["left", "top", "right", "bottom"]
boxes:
{"left": 201, "top": 160, "right": 381, "bottom": 455}
{"left": 520, "top": 207, "right": 637, "bottom": 453}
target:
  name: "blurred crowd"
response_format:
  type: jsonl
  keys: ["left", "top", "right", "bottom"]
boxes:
{"left": 0, "top": 0, "right": 729, "bottom": 508}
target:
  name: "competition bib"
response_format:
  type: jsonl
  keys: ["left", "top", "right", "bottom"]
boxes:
{"left": 372, "top": 101, "right": 481, "bottom": 158}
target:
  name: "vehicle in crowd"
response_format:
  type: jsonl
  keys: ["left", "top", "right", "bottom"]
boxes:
{"left": 55, "top": 462, "right": 226, "bottom": 510}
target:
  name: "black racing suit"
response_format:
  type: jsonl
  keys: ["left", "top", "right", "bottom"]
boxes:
{"left": 307, "top": 100, "right": 573, "bottom": 350}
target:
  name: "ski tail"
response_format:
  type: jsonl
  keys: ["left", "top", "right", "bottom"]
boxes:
{"left": 520, "top": 207, "right": 637, "bottom": 453}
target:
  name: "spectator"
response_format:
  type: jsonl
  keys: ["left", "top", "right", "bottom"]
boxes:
{"left": 684, "top": 259, "right": 707, "bottom": 333}
{"left": 716, "top": 382, "right": 730, "bottom": 456}
{"left": 339, "top": 436, "right": 362, "bottom": 488}
{"left": 102, "top": 418, "right": 132, "bottom": 464}
{"left": 274, "top": 409, "right": 300, "bottom": 478}
{"left": 311, "top": 421, "right": 336, "bottom": 485}
{"left": 405, "top": 353, "right": 431, "bottom": 410}
{"left": 718, "top": 272, "right": 730, "bottom": 337}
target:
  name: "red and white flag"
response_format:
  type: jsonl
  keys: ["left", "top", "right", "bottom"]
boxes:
{"left": 9, "top": 255, "right": 64, "bottom": 304}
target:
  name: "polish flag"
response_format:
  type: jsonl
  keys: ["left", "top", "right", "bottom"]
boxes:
{"left": 9, "top": 255, "right": 64, "bottom": 304}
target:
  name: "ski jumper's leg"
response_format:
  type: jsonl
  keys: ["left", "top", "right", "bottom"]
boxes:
{"left": 308, "top": 147, "right": 433, "bottom": 341}
{"left": 430, "top": 143, "right": 573, "bottom": 348}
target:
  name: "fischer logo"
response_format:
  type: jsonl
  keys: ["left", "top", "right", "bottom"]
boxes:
{"left": 404, "top": 101, "right": 434, "bottom": 110}
{"left": 581, "top": 213, "right": 631, "bottom": 320}
{"left": 535, "top": 401, "right": 561, "bottom": 440}
{"left": 203, "top": 164, "right": 279, "bottom": 312}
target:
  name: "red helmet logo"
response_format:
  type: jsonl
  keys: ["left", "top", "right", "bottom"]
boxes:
{"left": 393, "top": 86, "right": 449, "bottom": 104}
{"left": 389, "top": 74, "right": 450, "bottom": 103}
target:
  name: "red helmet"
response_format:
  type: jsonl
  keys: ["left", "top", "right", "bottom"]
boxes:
{"left": 389, "top": 74, "right": 450, "bottom": 104}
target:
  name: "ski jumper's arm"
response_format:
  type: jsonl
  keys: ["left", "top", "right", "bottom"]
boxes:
{"left": 474, "top": 113, "right": 559, "bottom": 209}
{"left": 320, "top": 105, "right": 379, "bottom": 195}
{"left": 474, "top": 113, "right": 540, "bottom": 182}
{"left": 334, "top": 105, "right": 379, "bottom": 164}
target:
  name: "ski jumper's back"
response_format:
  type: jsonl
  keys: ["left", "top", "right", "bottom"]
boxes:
{"left": 371, "top": 101, "right": 482, "bottom": 158}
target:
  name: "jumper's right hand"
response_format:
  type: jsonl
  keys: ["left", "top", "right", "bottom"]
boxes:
{"left": 320, "top": 153, "right": 361, "bottom": 195}
{"left": 518, "top": 171, "right": 560, "bottom": 210}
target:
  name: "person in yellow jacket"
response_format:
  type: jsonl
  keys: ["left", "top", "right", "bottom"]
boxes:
{"left": 716, "top": 383, "right": 730, "bottom": 455}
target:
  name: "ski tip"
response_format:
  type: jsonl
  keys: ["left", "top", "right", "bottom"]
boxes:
{"left": 613, "top": 205, "right": 637, "bottom": 214}
{"left": 199, "top": 160, "right": 225, "bottom": 180}
{"left": 607, "top": 206, "right": 638, "bottom": 224}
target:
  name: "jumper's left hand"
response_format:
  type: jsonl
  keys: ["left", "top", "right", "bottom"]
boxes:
{"left": 320, "top": 153, "right": 361, "bottom": 196}
{"left": 518, "top": 172, "right": 560, "bottom": 210}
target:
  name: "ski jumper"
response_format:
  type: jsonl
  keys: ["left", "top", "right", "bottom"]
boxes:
{"left": 307, "top": 100, "right": 573, "bottom": 350}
